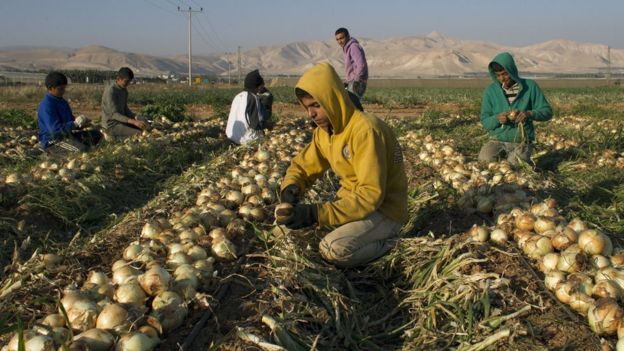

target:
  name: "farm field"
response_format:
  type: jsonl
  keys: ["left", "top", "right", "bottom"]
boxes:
{"left": 0, "top": 83, "right": 623, "bottom": 350}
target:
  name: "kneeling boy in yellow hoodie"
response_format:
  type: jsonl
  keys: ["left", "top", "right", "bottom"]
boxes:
{"left": 277, "top": 63, "right": 407, "bottom": 268}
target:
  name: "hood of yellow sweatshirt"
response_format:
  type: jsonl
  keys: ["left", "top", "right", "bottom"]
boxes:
{"left": 295, "top": 63, "right": 355, "bottom": 134}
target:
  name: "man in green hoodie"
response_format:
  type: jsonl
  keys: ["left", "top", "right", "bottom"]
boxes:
{"left": 478, "top": 52, "right": 552, "bottom": 166}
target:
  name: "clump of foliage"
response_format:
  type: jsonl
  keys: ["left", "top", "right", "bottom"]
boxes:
{"left": 0, "top": 109, "right": 36, "bottom": 129}
{"left": 141, "top": 99, "right": 187, "bottom": 122}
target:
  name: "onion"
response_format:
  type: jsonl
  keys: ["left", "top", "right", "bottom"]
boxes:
{"left": 138, "top": 266, "right": 171, "bottom": 296}
{"left": 578, "top": 229, "right": 611, "bottom": 256}
{"left": 238, "top": 203, "right": 253, "bottom": 219}
{"left": 539, "top": 253, "right": 559, "bottom": 272}
{"left": 557, "top": 251, "right": 585, "bottom": 273}
{"left": 567, "top": 218, "right": 588, "bottom": 233}
{"left": 24, "top": 335, "right": 55, "bottom": 351}
{"left": 112, "top": 265, "right": 140, "bottom": 285}
{"left": 61, "top": 288, "right": 88, "bottom": 312}
{"left": 174, "top": 264, "right": 199, "bottom": 289}
{"left": 522, "top": 235, "right": 553, "bottom": 260}
{"left": 591, "top": 255, "right": 611, "bottom": 270}
{"left": 241, "top": 184, "right": 261, "bottom": 196}
{"left": 73, "top": 328, "right": 114, "bottom": 351}
{"left": 255, "top": 149, "right": 271, "bottom": 162}
{"left": 612, "top": 253, "right": 624, "bottom": 268}
{"left": 178, "top": 229, "right": 198, "bottom": 242}
{"left": 115, "top": 332, "right": 159, "bottom": 351}
{"left": 468, "top": 225, "right": 489, "bottom": 242}
{"left": 225, "top": 190, "right": 244, "bottom": 207}
{"left": 82, "top": 282, "right": 115, "bottom": 301}
{"left": 534, "top": 217, "right": 556, "bottom": 235}
{"left": 209, "top": 227, "right": 227, "bottom": 242}
{"left": 490, "top": 228, "right": 508, "bottom": 244}
{"left": 67, "top": 299, "right": 99, "bottom": 332}
{"left": 96, "top": 303, "right": 131, "bottom": 333}
{"left": 123, "top": 244, "right": 143, "bottom": 261}
{"left": 186, "top": 245, "right": 208, "bottom": 261}
{"left": 212, "top": 238, "right": 237, "bottom": 261}
{"left": 141, "top": 221, "right": 162, "bottom": 239}
{"left": 167, "top": 252, "right": 192, "bottom": 268}
{"left": 218, "top": 209, "right": 236, "bottom": 226}
{"left": 41, "top": 314, "right": 66, "bottom": 328}
{"left": 544, "top": 271, "right": 566, "bottom": 291}
{"left": 226, "top": 219, "right": 246, "bottom": 238}
{"left": 515, "top": 213, "right": 536, "bottom": 231}
{"left": 87, "top": 271, "right": 110, "bottom": 286}
{"left": 592, "top": 281, "right": 622, "bottom": 300}
{"left": 568, "top": 273, "right": 593, "bottom": 295}
{"left": 152, "top": 290, "right": 183, "bottom": 310}
{"left": 587, "top": 297, "right": 624, "bottom": 335}
{"left": 194, "top": 259, "right": 215, "bottom": 278}
{"left": 569, "top": 292, "right": 594, "bottom": 314}
{"left": 275, "top": 203, "right": 294, "bottom": 223}
{"left": 147, "top": 304, "right": 188, "bottom": 334}
{"left": 555, "top": 281, "right": 575, "bottom": 304}
{"left": 114, "top": 282, "right": 146, "bottom": 307}
{"left": 112, "top": 259, "right": 129, "bottom": 272}
{"left": 550, "top": 228, "right": 577, "bottom": 251}
{"left": 249, "top": 207, "right": 265, "bottom": 222}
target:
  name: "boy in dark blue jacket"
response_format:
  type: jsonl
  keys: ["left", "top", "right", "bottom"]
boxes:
{"left": 38, "top": 72, "right": 102, "bottom": 155}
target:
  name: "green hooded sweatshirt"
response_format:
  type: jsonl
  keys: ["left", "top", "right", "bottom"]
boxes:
{"left": 480, "top": 52, "right": 552, "bottom": 143}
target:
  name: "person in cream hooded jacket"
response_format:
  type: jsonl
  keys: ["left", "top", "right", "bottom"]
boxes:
{"left": 277, "top": 63, "right": 407, "bottom": 268}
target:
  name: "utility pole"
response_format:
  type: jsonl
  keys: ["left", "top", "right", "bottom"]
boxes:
{"left": 228, "top": 61, "right": 231, "bottom": 85}
{"left": 237, "top": 46, "right": 242, "bottom": 86}
{"left": 178, "top": 6, "right": 203, "bottom": 86}
{"left": 607, "top": 46, "right": 612, "bottom": 86}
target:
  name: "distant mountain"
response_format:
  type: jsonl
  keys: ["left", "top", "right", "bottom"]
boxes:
{"left": 1, "top": 33, "right": 622, "bottom": 78}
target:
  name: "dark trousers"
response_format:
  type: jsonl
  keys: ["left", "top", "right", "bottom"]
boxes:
{"left": 45, "top": 130, "right": 102, "bottom": 156}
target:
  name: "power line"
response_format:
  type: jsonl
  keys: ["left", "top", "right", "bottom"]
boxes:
{"left": 193, "top": 16, "right": 226, "bottom": 53}
{"left": 143, "top": 0, "right": 181, "bottom": 16}
{"left": 191, "top": 21, "right": 219, "bottom": 53}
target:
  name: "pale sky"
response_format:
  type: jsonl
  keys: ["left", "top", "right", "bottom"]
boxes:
{"left": 0, "top": 0, "right": 622, "bottom": 56}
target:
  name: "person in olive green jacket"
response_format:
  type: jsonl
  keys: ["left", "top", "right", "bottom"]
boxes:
{"left": 479, "top": 52, "right": 552, "bottom": 166}
{"left": 101, "top": 67, "right": 147, "bottom": 140}
{"left": 276, "top": 63, "right": 407, "bottom": 268}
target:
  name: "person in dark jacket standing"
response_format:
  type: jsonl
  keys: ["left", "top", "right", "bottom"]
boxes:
{"left": 225, "top": 69, "right": 273, "bottom": 144}
{"left": 335, "top": 27, "right": 368, "bottom": 99}
{"left": 479, "top": 52, "right": 553, "bottom": 166}
{"left": 37, "top": 72, "right": 101, "bottom": 155}
{"left": 101, "top": 67, "right": 147, "bottom": 140}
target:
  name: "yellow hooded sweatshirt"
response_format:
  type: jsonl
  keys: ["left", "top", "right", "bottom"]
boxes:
{"left": 282, "top": 63, "right": 408, "bottom": 226}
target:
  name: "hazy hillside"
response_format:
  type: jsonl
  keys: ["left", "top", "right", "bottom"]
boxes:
{"left": 1, "top": 32, "right": 622, "bottom": 78}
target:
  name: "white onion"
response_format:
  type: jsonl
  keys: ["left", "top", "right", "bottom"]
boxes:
{"left": 544, "top": 271, "right": 566, "bottom": 291}
{"left": 87, "top": 271, "right": 110, "bottom": 286}
{"left": 539, "top": 253, "right": 559, "bottom": 272}
{"left": 522, "top": 235, "right": 553, "bottom": 260}
{"left": 138, "top": 266, "right": 171, "bottom": 296}
{"left": 568, "top": 292, "right": 594, "bottom": 314}
{"left": 67, "top": 299, "right": 99, "bottom": 332}
{"left": 490, "top": 228, "right": 508, "bottom": 244}
{"left": 592, "top": 281, "right": 622, "bottom": 300}
{"left": 73, "top": 328, "right": 115, "bottom": 351}
{"left": 591, "top": 255, "right": 611, "bottom": 270}
{"left": 587, "top": 297, "right": 623, "bottom": 335}
{"left": 114, "top": 282, "right": 147, "bottom": 307}
{"left": 186, "top": 245, "right": 208, "bottom": 261}
{"left": 141, "top": 221, "right": 162, "bottom": 239}
{"left": 557, "top": 251, "right": 584, "bottom": 273}
{"left": 578, "top": 229, "right": 611, "bottom": 256}
{"left": 534, "top": 217, "right": 556, "bottom": 235}
{"left": 115, "top": 332, "right": 159, "bottom": 351}
{"left": 112, "top": 265, "right": 140, "bottom": 285}
{"left": 515, "top": 213, "right": 535, "bottom": 231}
{"left": 123, "top": 244, "right": 143, "bottom": 261}
{"left": 152, "top": 290, "right": 183, "bottom": 310}
{"left": 96, "top": 303, "right": 131, "bottom": 332}
{"left": 147, "top": 304, "right": 188, "bottom": 334}
{"left": 550, "top": 228, "right": 578, "bottom": 251}
{"left": 567, "top": 218, "right": 588, "bottom": 233}
{"left": 468, "top": 225, "right": 489, "bottom": 242}
{"left": 212, "top": 238, "right": 237, "bottom": 261}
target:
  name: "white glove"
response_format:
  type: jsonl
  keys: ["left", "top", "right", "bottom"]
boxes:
{"left": 74, "top": 115, "right": 90, "bottom": 129}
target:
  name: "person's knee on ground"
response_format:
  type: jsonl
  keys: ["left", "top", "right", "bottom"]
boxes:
{"left": 478, "top": 141, "right": 503, "bottom": 163}
{"left": 319, "top": 236, "right": 395, "bottom": 268}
